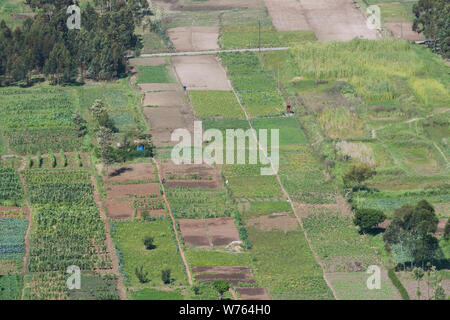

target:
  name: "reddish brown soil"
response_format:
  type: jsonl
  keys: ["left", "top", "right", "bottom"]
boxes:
{"left": 207, "top": 218, "right": 241, "bottom": 246}
{"left": 236, "top": 287, "right": 270, "bottom": 300}
{"left": 137, "top": 209, "right": 166, "bottom": 218}
{"left": 138, "top": 83, "right": 180, "bottom": 92}
{"left": 105, "top": 183, "right": 160, "bottom": 198}
{"left": 104, "top": 199, "right": 134, "bottom": 219}
{"left": 104, "top": 163, "right": 156, "bottom": 184}
{"left": 178, "top": 219, "right": 210, "bottom": 246}
{"left": 247, "top": 214, "right": 298, "bottom": 231}
{"left": 179, "top": 217, "right": 240, "bottom": 246}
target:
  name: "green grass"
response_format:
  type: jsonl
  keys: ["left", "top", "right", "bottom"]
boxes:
{"left": 302, "top": 208, "right": 381, "bottom": 272}
{"left": 242, "top": 201, "right": 292, "bottom": 220}
{"left": 136, "top": 66, "right": 172, "bottom": 84}
{"left": 186, "top": 249, "right": 253, "bottom": 268}
{"left": 188, "top": 90, "right": 245, "bottom": 119}
{"left": 130, "top": 288, "right": 183, "bottom": 300}
{"left": 0, "top": 274, "right": 22, "bottom": 300}
{"left": 247, "top": 226, "right": 334, "bottom": 300}
{"left": 227, "top": 175, "right": 283, "bottom": 199}
{"left": 111, "top": 220, "right": 187, "bottom": 287}
{"left": 220, "top": 27, "right": 316, "bottom": 49}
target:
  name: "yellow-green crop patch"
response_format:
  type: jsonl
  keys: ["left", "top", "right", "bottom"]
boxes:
{"left": 188, "top": 91, "right": 245, "bottom": 119}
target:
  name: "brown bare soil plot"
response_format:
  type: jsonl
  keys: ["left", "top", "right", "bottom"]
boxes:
{"left": 178, "top": 219, "right": 210, "bottom": 246}
{"left": 129, "top": 57, "right": 166, "bottom": 66}
{"left": 158, "top": 159, "right": 222, "bottom": 186}
{"left": 169, "top": 0, "right": 264, "bottom": 10}
{"left": 236, "top": 287, "right": 270, "bottom": 300}
{"left": 104, "top": 199, "right": 134, "bottom": 220}
{"left": 179, "top": 217, "right": 240, "bottom": 246}
{"left": 264, "top": 0, "right": 378, "bottom": 40}
{"left": 105, "top": 183, "right": 160, "bottom": 198}
{"left": 247, "top": 214, "right": 298, "bottom": 231}
{"left": 165, "top": 180, "right": 219, "bottom": 188}
{"left": 168, "top": 26, "right": 219, "bottom": 52}
{"left": 143, "top": 91, "right": 185, "bottom": 107}
{"left": 138, "top": 83, "right": 180, "bottom": 92}
{"left": 104, "top": 163, "right": 156, "bottom": 184}
{"left": 172, "top": 55, "right": 231, "bottom": 90}
{"left": 384, "top": 23, "right": 423, "bottom": 41}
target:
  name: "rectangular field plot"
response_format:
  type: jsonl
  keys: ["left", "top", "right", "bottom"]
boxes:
{"left": 111, "top": 220, "right": 188, "bottom": 287}
{"left": 105, "top": 183, "right": 160, "bottom": 199}
{"left": 23, "top": 169, "right": 93, "bottom": 205}
{"left": 302, "top": 209, "right": 381, "bottom": 272}
{"left": 247, "top": 226, "right": 334, "bottom": 299}
{"left": 166, "top": 187, "right": 236, "bottom": 218}
{"left": 220, "top": 52, "right": 284, "bottom": 117}
{"left": 0, "top": 168, "right": 24, "bottom": 206}
{"left": 179, "top": 217, "right": 240, "bottom": 247}
{"left": 188, "top": 90, "right": 245, "bottom": 120}
{"left": 0, "top": 88, "right": 82, "bottom": 154}
{"left": 327, "top": 270, "right": 401, "bottom": 300}
{"left": 227, "top": 175, "right": 283, "bottom": 199}
{"left": 0, "top": 274, "right": 22, "bottom": 300}
{"left": 104, "top": 162, "right": 158, "bottom": 184}
{"left": 136, "top": 65, "right": 173, "bottom": 84}
{"left": 0, "top": 218, "right": 27, "bottom": 270}
{"left": 186, "top": 249, "right": 253, "bottom": 268}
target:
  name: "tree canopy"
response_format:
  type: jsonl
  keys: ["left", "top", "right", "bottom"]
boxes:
{"left": 0, "top": 0, "right": 149, "bottom": 85}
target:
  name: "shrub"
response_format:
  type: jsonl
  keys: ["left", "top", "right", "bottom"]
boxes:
{"left": 143, "top": 236, "right": 155, "bottom": 250}
{"left": 212, "top": 280, "right": 230, "bottom": 300}
{"left": 353, "top": 208, "right": 386, "bottom": 233}
{"left": 135, "top": 266, "right": 149, "bottom": 284}
{"left": 343, "top": 163, "right": 376, "bottom": 188}
{"left": 444, "top": 219, "right": 450, "bottom": 241}
{"left": 388, "top": 269, "right": 410, "bottom": 300}
{"left": 161, "top": 269, "right": 171, "bottom": 284}
{"left": 50, "top": 153, "right": 56, "bottom": 168}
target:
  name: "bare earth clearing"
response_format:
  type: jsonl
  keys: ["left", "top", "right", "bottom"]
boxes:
{"left": 397, "top": 272, "right": 450, "bottom": 300}
{"left": 169, "top": 26, "right": 219, "bottom": 52}
{"left": 179, "top": 217, "right": 240, "bottom": 246}
{"left": 154, "top": 0, "right": 264, "bottom": 10}
{"left": 384, "top": 22, "right": 423, "bottom": 41}
{"left": 172, "top": 55, "right": 232, "bottom": 90}
{"left": 264, "top": 0, "right": 378, "bottom": 40}
{"left": 104, "top": 163, "right": 156, "bottom": 184}
{"left": 158, "top": 159, "right": 222, "bottom": 188}
{"left": 105, "top": 183, "right": 160, "bottom": 198}
{"left": 247, "top": 213, "right": 298, "bottom": 231}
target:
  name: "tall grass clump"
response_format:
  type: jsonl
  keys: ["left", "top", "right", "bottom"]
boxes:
{"left": 290, "top": 39, "right": 449, "bottom": 106}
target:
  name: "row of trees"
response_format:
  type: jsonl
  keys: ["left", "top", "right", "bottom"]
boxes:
{"left": 0, "top": 0, "right": 150, "bottom": 86}
{"left": 413, "top": 0, "right": 449, "bottom": 58}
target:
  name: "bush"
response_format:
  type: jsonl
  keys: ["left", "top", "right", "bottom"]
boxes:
{"left": 212, "top": 280, "right": 230, "bottom": 300}
{"left": 161, "top": 269, "right": 171, "bottom": 284}
{"left": 353, "top": 208, "right": 386, "bottom": 232}
{"left": 343, "top": 163, "right": 376, "bottom": 188}
{"left": 388, "top": 269, "right": 410, "bottom": 300}
{"left": 135, "top": 266, "right": 149, "bottom": 283}
{"left": 143, "top": 236, "right": 155, "bottom": 250}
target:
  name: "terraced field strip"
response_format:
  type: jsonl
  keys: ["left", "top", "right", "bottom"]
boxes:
{"left": 91, "top": 175, "right": 126, "bottom": 300}
{"left": 226, "top": 71, "right": 338, "bottom": 300}
{"left": 152, "top": 158, "right": 193, "bottom": 286}
{"left": 140, "top": 46, "right": 290, "bottom": 57}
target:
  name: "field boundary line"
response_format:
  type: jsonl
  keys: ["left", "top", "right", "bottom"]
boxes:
{"left": 18, "top": 162, "right": 32, "bottom": 300}
{"left": 152, "top": 158, "right": 194, "bottom": 286}
{"left": 224, "top": 62, "right": 338, "bottom": 299}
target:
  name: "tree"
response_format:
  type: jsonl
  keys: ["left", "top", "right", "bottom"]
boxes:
{"left": 212, "top": 280, "right": 230, "bottom": 300}
{"left": 444, "top": 219, "right": 449, "bottom": 240}
{"left": 413, "top": 0, "right": 450, "bottom": 58}
{"left": 343, "top": 163, "right": 376, "bottom": 189}
{"left": 161, "top": 269, "right": 171, "bottom": 284}
{"left": 384, "top": 200, "right": 439, "bottom": 268}
{"left": 413, "top": 267, "right": 424, "bottom": 300}
{"left": 353, "top": 208, "right": 386, "bottom": 233}
{"left": 143, "top": 236, "right": 155, "bottom": 250}
{"left": 135, "top": 266, "right": 149, "bottom": 283}
{"left": 72, "top": 111, "right": 87, "bottom": 137}
{"left": 43, "top": 42, "right": 77, "bottom": 84}
{"left": 90, "top": 100, "right": 116, "bottom": 131}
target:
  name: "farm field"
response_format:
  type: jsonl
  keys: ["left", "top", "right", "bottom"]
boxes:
{"left": 1, "top": 0, "right": 449, "bottom": 303}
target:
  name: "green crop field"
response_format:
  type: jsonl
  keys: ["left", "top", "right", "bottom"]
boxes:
{"left": 111, "top": 220, "right": 188, "bottom": 287}
{"left": 188, "top": 91, "right": 245, "bottom": 119}
{"left": 136, "top": 66, "right": 172, "bottom": 84}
